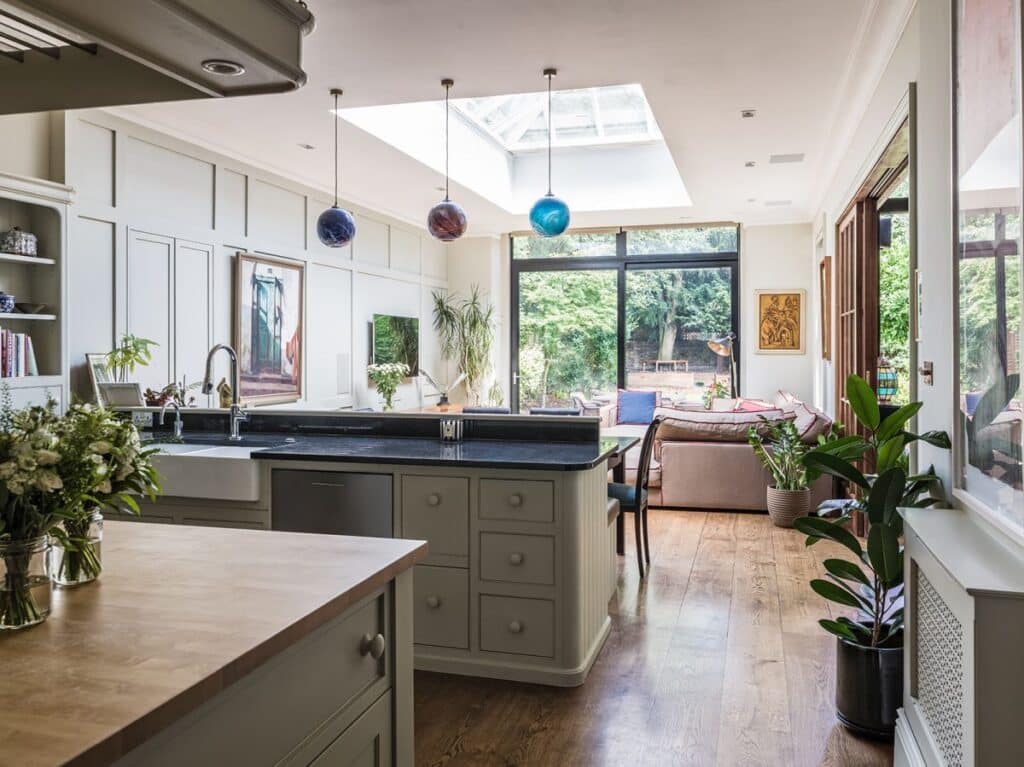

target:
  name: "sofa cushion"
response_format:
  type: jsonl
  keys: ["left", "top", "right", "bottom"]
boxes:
{"left": 655, "top": 409, "right": 794, "bottom": 445}
{"left": 773, "top": 389, "right": 799, "bottom": 410}
{"left": 733, "top": 398, "right": 775, "bottom": 412}
{"left": 793, "top": 402, "right": 832, "bottom": 442}
{"left": 617, "top": 389, "right": 657, "bottom": 424}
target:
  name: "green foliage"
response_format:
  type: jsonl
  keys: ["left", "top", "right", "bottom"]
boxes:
{"left": 367, "top": 362, "right": 409, "bottom": 411}
{"left": 432, "top": 287, "right": 496, "bottom": 406}
{"left": 747, "top": 419, "right": 810, "bottom": 491}
{"left": 879, "top": 214, "right": 911, "bottom": 403}
{"left": 106, "top": 334, "right": 157, "bottom": 383}
{"left": 702, "top": 378, "right": 729, "bottom": 409}
{"left": 794, "top": 375, "right": 951, "bottom": 648}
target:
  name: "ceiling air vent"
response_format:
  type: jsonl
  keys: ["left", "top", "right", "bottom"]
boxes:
{"left": 0, "top": 0, "right": 314, "bottom": 115}
{"left": 769, "top": 153, "right": 805, "bottom": 164}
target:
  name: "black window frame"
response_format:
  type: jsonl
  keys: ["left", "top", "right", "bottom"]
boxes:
{"left": 509, "top": 227, "right": 741, "bottom": 412}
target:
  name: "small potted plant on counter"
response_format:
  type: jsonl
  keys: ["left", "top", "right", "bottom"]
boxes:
{"left": 748, "top": 418, "right": 812, "bottom": 527}
{"left": 367, "top": 362, "right": 409, "bottom": 412}
{"left": 794, "top": 374, "right": 950, "bottom": 739}
{"left": 49, "top": 404, "right": 160, "bottom": 587}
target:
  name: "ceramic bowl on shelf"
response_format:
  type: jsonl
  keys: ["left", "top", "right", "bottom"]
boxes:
{"left": 15, "top": 302, "right": 45, "bottom": 314}
{"left": 0, "top": 293, "right": 15, "bottom": 313}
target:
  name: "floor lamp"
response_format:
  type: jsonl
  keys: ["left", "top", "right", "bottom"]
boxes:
{"left": 707, "top": 333, "right": 737, "bottom": 398}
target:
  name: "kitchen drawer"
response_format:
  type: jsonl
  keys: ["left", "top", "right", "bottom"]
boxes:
{"left": 309, "top": 690, "right": 392, "bottom": 767}
{"left": 272, "top": 470, "right": 393, "bottom": 537}
{"left": 479, "top": 479, "right": 554, "bottom": 523}
{"left": 479, "top": 595, "right": 555, "bottom": 658}
{"left": 479, "top": 533, "right": 555, "bottom": 586}
{"left": 414, "top": 565, "right": 469, "bottom": 649}
{"left": 401, "top": 475, "right": 468, "bottom": 559}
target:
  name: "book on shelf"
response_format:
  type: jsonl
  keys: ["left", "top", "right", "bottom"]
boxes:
{"left": 0, "top": 326, "right": 39, "bottom": 378}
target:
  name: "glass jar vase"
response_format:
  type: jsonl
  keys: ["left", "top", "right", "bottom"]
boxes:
{"left": 51, "top": 511, "right": 103, "bottom": 587}
{"left": 0, "top": 536, "right": 52, "bottom": 630}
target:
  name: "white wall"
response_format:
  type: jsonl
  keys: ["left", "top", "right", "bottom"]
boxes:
{"left": 0, "top": 113, "right": 52, "bottom": 181}
{"left": 52, "top": 110, "right": 447, "bottom": 411}
{"left": 740, "top": 223, "right": 816, "bottom": 403}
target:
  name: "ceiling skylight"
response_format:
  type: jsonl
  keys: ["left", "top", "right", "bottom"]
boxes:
{"left": 453, "top": 83, "right": 661, "bottom": 152}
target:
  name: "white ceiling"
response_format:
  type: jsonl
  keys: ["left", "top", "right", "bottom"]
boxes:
{"left": 113, "top": 0, "right": 907, "bottom": 236}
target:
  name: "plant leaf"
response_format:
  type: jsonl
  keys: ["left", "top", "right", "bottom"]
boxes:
{"left": 867, "top": 522, "right": 901, "bottom": 584}
{"left": 795, "top": 516, "right": 863, "bottom": 558}
{"left": 823, "top": 557, "right": 871, "bottom": 586}
{"left": 803, "top": 451, "right": 869, "bottom": 489}
{"left": 846, "top": 374, "right": 880, "bottom": 430}
{"left": 867, "top": 467, "right": 906, "bottom": 525}
{"left": 903, "top": 430, "right": 952, "bottom": 449}
{"left": 876, "top": 402, "right": 923, "bottom": 442}
{"left": 810, "top": 578, "right": 864, "bottom": 609}
{"left": 819, "top": 619, "right": 859, "bottom": 642}
{"left": 876, "top": 434, "right": 906, "bottom": 473}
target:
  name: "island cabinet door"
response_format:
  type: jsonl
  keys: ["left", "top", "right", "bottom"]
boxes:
{"left": 309, "top": 690, "right": 393, "bottom": 767}
{"left": 399, "top": 475, "right": 469, "bottom": 566}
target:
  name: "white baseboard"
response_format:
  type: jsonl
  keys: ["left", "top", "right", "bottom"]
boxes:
{"left": 894, "top": 710, "right": 927, "bottom": 767}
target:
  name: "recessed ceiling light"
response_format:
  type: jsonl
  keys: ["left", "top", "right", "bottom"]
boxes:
{"left": 741, "top": 109, "right": 756, "bottom": 118}
{"left": 297, "top": 143, "right": 315, "bottom": 150}
{"left": 769, "top": 153, "right": 805, "bottom": 164}
{"left": 201, "top": 59, "right": 246, "bottom": 77}
{"left": 745, "top": 161, "right": 756, "bottom": 168}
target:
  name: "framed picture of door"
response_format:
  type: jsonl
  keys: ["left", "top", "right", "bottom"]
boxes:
{"left": 234, "top": 252, "right": 304, "bottom": 405}
{"left": 755, "top": 289, "right": 806, "bottom": 354}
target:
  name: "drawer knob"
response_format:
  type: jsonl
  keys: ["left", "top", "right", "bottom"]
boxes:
{"left": 427, "top": 493, "right": 441, "bottom": 507}
{"left": 508, "top": 493, "right": 523, "bottom": 507}
{"left": 360, "top": 632, "right": 387, "bottom": 660}
{"left": 425, "top": 595, "right": 441, "bottom": 609}
{"left": 508, "top": 552, "right": 524, "bottom": 566}
{"left": 508, "top": 620, "right": 524, "bottom": 634}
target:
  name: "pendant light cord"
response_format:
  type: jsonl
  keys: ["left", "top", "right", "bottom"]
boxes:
{"left": 546, "top": 71, "right": 553, "bottom": 196}
{"left": 332, "top": 89, "right": 339, "bottom": 206}
{"left": 444, "top": 80, "right": 451, "bottom": 201}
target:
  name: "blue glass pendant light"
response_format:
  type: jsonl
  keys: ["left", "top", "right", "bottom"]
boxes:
{"left": 428, "top": 78, "right": 468, "bottom": 242}
{"left": 529, "top": 67, "right": 570, "bottom": 237}
{"left": 317, "top": 88, "right": 356, "bottom": 247}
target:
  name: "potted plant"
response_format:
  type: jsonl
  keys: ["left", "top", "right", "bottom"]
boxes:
{"left": 419, "top": 369, "right": 466, "bottom": 410}
{"left": 702, "top": 378, "right": 730, "bottom": 410}
{"left": 748, "top": 418, "right": 812, "bottom": 527}
{"left": 794, "top": 374, "right": 950, "bottom": 739}
{"left": 106, "top": 333, "right": 157, "bottom": 382}
{"left": 367, "top": 362, "right": 409, "bottom": 411}
{"left": 49, "top": 404, "right": 160, "bottom": 587}
{"left": 432, "top": 287, "right": 496, "bottom": 406}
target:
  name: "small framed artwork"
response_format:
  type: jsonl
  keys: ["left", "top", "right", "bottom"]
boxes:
{"left": 85, "top": 353, "right": 113, "bottom": 404}
{"left": 234, "top": 251, "right": 304, "bottom": 405}
{"left": 755, "top": 289, "right": 806, "bottom": 354}
{"left": 819, "top": 258, "right": 832, "bottom": 361}
{"left": 97, "top": 382, "right": 145, "bottom": 407}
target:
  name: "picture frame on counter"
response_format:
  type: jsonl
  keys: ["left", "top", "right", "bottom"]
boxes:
{"left": 96, "top": 382, "right": 145, "bottom": 408}
{"left": 85, "top": 353, "right": 112, "bottom": 405}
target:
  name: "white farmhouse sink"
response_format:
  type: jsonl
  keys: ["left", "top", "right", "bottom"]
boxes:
{"left": 151, "top": 444, "right": 263, "bottom": 502}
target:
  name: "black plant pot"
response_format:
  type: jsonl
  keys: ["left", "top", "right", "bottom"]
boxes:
{"left": 835, "top": 634, "right": 903, "bottom": 740}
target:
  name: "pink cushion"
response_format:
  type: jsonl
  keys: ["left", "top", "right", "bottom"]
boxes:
{"left": 656, "top": 408, "right": 794, "bottom": 444}
{"left": 733, "top": 399, "right": 775, "bottom": 412}
{"left": 773, "top": 390, "right": 799, "bottom": 410}
{"left": 793, "top": 402, "right": 832, "bottom": 442}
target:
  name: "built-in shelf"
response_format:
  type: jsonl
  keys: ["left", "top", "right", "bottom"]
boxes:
{"left": 0, "top": 374, "right": 62, "bottom": 387}
{"left": 0, "top": 252, "right": 55, "bottom": 266}
{"left": 0, "top": 313, "right": 56, "bottom": 321}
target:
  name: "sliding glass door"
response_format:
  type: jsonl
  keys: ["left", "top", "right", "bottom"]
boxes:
{"left": 510, "top": 227, "right": 739, "bottom": 413}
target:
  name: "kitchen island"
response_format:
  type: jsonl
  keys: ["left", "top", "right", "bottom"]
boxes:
{"left": 126, "top": 410, "right": 623, "bottom": 688}
{"left": 0, "top": 521, "right": 426, "bottom": 767}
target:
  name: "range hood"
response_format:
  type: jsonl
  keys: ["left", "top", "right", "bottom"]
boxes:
{"left": 0, "top": 0, "right": 315, "bottom": 114}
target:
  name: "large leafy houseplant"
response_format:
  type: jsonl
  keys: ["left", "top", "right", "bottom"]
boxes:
{"left": 748, "top": 418, "right": 810, "bottom": 491}
{"left": 793, "top": 374, "right": 950, "bottom": 737}
{"left": 432, "top": 286, "right": 496, "bottom": 406}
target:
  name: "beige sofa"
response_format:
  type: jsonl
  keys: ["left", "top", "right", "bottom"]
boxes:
{"left": 604, "top": 394, "right": 834, "bottom": 511}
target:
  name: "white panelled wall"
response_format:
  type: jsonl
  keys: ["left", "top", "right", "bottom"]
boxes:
{"left": 57, "top": 110, "right": 449, "bottom": 411}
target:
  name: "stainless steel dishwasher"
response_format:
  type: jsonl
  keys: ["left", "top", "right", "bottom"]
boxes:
{"left": 271, "top": 469, "right": 393, "bottom": 537}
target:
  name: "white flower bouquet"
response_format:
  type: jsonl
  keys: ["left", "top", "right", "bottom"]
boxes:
{"left": 367, "top": 362, "right": 410, "bottom": 411}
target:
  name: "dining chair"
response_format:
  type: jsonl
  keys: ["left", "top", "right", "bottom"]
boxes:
{"left": 607, "top": 415, "right": 663, "bottom": 579}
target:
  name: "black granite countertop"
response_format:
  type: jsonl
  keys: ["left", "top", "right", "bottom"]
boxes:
{"left": 250, "top": 434, "right": 630, "bottom": 470}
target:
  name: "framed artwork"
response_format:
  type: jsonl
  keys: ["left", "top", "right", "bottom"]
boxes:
{"left": 234, "top": 252, "right": 304, "bottom": 405}
{"left": 819, "top": 258, "right": 832, "bottom": 360}
{"left": 85, "top": 353, "right": 113, "bottom": 404}
{"left": 755, "top": 289, "right": 805, "bottom": 354}
{"left": 97, "top": 382, "right": 145, "bottom": 407}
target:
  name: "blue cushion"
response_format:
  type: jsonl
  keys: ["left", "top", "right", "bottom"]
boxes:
{"left": 607, "top": 482, "right": 646, "bottom": 509}
{"left": 617, "top": 389, "right": 657, "bottom": 424}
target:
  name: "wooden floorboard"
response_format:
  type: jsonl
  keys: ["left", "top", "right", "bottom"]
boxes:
{"left": 415, "top": 509, "right": 893, "bottom": 767}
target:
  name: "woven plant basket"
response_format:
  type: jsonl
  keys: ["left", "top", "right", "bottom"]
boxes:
{"left": 766, "top": 487, "right": 810, "bottom": 528}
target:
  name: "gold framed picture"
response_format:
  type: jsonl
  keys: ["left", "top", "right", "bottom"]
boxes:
{"left": 819, "top": 258, "right": 832, "bottom": 361}
{"left": 234, "top": 252, "right": 304, "bottom": 406}
{"left": 755, "top": 289, "right": 805, "bottom": 354}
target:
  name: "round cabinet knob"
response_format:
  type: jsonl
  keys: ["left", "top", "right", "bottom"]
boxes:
{"left": 508, "top": 493, "right": 523, "bottom": 507}
{"left": 425, "top": 595, "right": 441, "bottom": 609}
{"left": 360, "top": 632, "right": 387, "bottom": 660}
{"left": 427, "top": 493, "right": 441, "bottom": 507}
{"left": 508, "top": 620, "right": 524, "bottom": 634}
{"left": 508, "top": 552, "right": 524, "bottom": 566}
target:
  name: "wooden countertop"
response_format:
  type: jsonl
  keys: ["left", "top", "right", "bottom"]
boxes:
{"left": 0, "top": 522, "right": 427, "bottom": 767}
